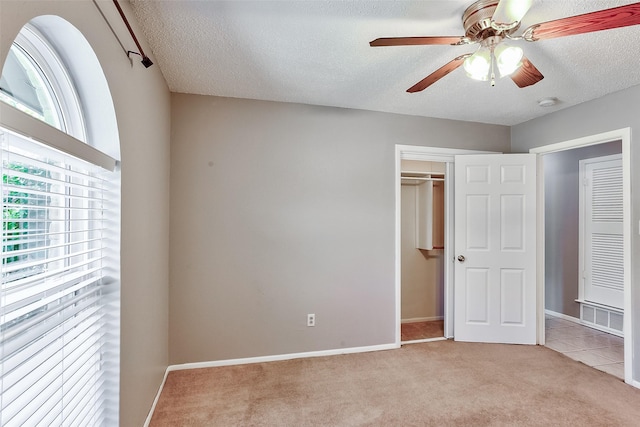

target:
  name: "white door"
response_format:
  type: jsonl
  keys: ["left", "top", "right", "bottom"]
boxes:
{"left": 454, "top": 154, "right": 537, "bottom": 344}
{"left": 581, "top": 154, "right": 624, "bottom": 309}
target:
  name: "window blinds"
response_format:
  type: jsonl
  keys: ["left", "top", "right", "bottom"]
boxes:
{"left": 0, "top": 127, "right": 118, "bottom": 426}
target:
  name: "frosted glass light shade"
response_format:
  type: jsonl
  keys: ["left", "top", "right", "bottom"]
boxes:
{"left": 492, "top": 0, "right": 533, "bottom": 30}
{"left": 463, "top": 48, "right": 491, "bottom": 81}
{"left": 495, "top": 44, "right": 524, "bottom": 77}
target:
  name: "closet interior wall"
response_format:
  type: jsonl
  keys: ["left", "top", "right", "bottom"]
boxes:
{"left": 400, "top": 160, "right": 445, "bottom": 324}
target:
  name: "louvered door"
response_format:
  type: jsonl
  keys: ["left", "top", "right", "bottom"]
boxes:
{"left": 582, "top": 154, "right": 623, "bottom": 309}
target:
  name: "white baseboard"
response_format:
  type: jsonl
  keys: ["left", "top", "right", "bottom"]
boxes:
{"left": 143, "top": 368, "right": 170, "bottom": 427}
{"left": 544, "top": 309, "right": 581, "bottom": 324}
{"left": 167, "top": 342, "right": 399, "bottom": 372}
{"left": 401, "top": 316, "right": 443, "bottom": 324}
{"left": 144, "top": 342, "right": 398, "bottom": 424}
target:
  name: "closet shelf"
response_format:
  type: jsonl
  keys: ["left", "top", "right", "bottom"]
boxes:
{"left": 401, "top": 170, "right": 445, "bottom": 185}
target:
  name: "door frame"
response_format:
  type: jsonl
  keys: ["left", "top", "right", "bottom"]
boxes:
{"left": 530, "top": 127, "right": 632, "bottom": 384}
{"left": 395, "top": 145, "right": 496, "bottom": 345}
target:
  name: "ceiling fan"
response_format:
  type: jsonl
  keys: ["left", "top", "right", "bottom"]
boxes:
{"left": 370, "top": 0, "right": 640, "bottom": 92}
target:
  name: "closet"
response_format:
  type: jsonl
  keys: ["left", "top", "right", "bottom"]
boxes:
{"left": 400, "top": 160, "right": 445, "bottom": 342}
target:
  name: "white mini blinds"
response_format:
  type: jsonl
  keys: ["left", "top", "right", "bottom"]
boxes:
{"left": 0, "top": 127, "right": 118, "bottom": 426}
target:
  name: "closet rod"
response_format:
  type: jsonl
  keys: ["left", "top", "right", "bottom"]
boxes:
{"left": 401, "top": 177, "right": 445, "bottom": 182}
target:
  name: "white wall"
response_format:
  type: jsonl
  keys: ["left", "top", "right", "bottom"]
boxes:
{"left": 511, "top": 84, "right": 640, "bottom": 381}
{"left": 0, "top": 2, "right": 171, "bottom": 426}
{"left": 169, "top": 93, "right": 510, "bottom": 364}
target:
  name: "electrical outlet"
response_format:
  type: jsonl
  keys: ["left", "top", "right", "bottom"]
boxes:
{"left": 307, "top": 313, "right": 315, "bottom": 327}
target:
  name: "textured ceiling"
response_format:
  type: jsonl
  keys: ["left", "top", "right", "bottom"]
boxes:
{"left": 129, "top": 0, "right": 640, "bottom": 126}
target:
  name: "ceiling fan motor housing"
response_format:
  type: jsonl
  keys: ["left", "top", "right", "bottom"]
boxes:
{"left": 462, "top": 0, "right": 519, "bottom": 41}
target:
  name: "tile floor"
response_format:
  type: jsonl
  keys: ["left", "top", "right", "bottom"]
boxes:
{"left": 545, "top": 314, "right": 624, "bottom": 380}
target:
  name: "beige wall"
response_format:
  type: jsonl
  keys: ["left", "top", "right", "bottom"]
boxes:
{"left": 0, "top": 2, "right": 171, "bottom": 426}
{"left": 400, "top": 184, "right": 444, "bottom": 321}
{"left": 169, "top": 93, "right": 510, "bottom": 364}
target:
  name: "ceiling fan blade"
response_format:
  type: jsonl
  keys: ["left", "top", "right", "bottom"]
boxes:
{"left": 407, "top": 54, "right": 471, "bottom": 93}
{"left": 523, "top": 2, "right": 640, "bottom": 41}
{"left": 510, "top": 57, "right": 544, "bottom": 88}
{"left": 492, "top": 0, "right": 533, "bottom": 29}
{"left": 370, "top": 36, "right": 471, "bottom": 47}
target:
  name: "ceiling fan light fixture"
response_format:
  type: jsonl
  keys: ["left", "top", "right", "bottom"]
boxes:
{"left": 463, "top": 47, "right": 491, "bottom": 81}
{"left": 491, "top": 0, "right": 533, "bottom": 31}
{"left": 495, "top": 44, "right": 524, "bottom": 77}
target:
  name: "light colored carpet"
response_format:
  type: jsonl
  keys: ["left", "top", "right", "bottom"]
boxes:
{"left": 150, "top": 340, "right": 640, "bottom": 426}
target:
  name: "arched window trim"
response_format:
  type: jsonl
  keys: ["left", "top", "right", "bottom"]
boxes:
{"left": 1, "top": 15, "right": 121, "bottom": 163}
{"left": 0, "top": 22, "right": 116, "bottom": 170}
{"left": 12, "top": 24, "right": 86, "bottom": 142}
{"left": 0, "top": 42, "right": 60, "bottom": 129}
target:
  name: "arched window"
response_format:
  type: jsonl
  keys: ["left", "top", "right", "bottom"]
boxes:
{"left": 0, "top": 17, "right": 120, "bottom": 426}
{"left": 0, "top": 23, "right": 85, "bottom": 140}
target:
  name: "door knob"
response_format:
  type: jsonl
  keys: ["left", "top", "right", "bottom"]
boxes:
{"left": 457, "top": 255, "right": 465, "bottom": 263}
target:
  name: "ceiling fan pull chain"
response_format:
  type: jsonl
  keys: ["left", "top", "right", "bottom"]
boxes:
{"left": 490, "top": 46, "right": 496, "bottom": 87}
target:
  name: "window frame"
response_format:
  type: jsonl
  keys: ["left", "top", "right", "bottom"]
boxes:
{"left": 1, "top": 17, "right": 120, "bottom": 426}
{"left": 1, "top": 24, "right": 86, "bottom": 142}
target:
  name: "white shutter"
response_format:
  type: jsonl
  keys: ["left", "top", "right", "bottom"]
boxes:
{"left": 0, "top": 128, "right": 118, "bottom": 426}
{"left": 583, "top": 155, "right": 623, "bottom": 309}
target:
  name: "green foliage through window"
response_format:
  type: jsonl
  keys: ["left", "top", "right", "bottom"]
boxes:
{"left": 2, "top": 162, "right": 50, "bottom": 275}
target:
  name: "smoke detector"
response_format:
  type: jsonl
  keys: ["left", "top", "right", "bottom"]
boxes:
{"left": 538, "top": 97, "right": 558, "bottom": 107}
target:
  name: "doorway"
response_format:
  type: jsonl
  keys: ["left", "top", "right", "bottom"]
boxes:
{"left": 400, "top": 159, "right": 446, "bottom": 343}
{"left": 394, "top": 145, "right": 496, "bottom": 346}
{"left": 531, "top": 128, "right": 632, "bottom": 384}
{"left": 542, "top": 143, "right": 623, "bottom": 379}
{"left": 395, "top": 136, "right": 634, "bottom": 384}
